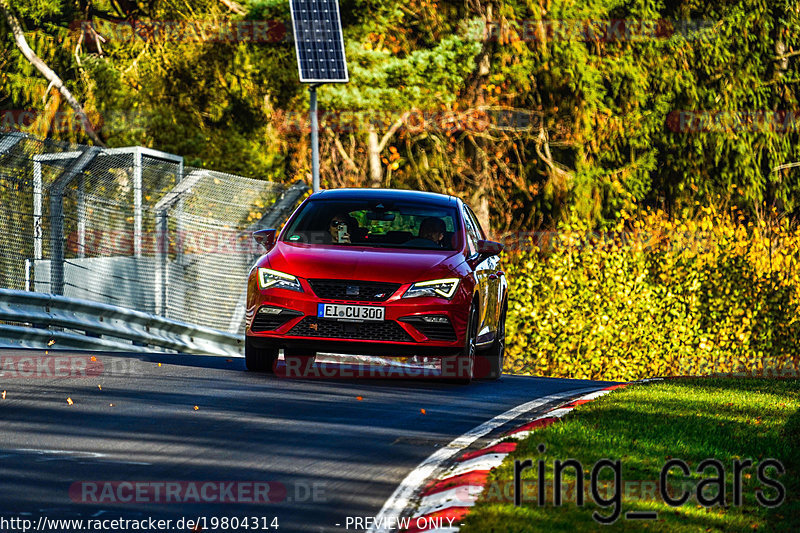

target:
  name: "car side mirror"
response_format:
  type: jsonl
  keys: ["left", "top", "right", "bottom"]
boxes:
{"left": 476, "top": 239, "right": 503, "bottom": 257}
{"left": 253, "top": 228, "right": 277, "bottom": 250}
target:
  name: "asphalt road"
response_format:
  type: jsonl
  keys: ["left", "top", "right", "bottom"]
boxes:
{"left": 0, "top": 350, "right": 615, "bottom": 532}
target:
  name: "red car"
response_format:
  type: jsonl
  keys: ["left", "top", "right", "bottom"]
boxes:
{"left": 245, "top": 188, "right": 507, "bottom": 382}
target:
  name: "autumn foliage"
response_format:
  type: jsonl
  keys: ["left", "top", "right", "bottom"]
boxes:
{"left": 504, "top": 208, "right": 800, "bottom": 380}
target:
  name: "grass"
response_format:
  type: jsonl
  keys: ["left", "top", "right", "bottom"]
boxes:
{"left": 460, "top": 378, "right": 800, "bottom": 533}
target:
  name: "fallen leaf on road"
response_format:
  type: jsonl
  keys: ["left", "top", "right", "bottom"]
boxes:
{"left": 90, "top": 356, "right": 97, "bottom": 362}
{"left": 66, "top": 397, "right": 74, "bottom": 405}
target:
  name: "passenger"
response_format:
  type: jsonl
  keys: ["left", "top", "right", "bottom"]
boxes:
{"left": 327, "top": 213, "right": 358, "bottom": 244}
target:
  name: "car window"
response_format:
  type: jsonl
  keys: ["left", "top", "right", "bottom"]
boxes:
{"left": 465, "top": 206, "right": 486, "bottom": 240}
{"left": 462, "top": 207, "right": 481, "bottom": 256}
{"left": 282, "top": 199, "right": 460, "bottom": 250}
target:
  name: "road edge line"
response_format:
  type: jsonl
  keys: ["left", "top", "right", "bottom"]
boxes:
{"left": 366, "top": 385, "right": 609, "bottom": 533}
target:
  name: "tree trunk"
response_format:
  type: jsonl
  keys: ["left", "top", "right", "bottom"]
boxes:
{"left": 219, "top": 0, "right": 245, "bottom": 15}
{"left": 466, "top": 3, "right": 494, "bottom": 231}
{"left": 0, "top": 0, "right": 106, "bottom": 147}
{"left": 477, "top": 195, "right": 490, "bottom": 236}
{"left": 367, "top": 124, "right": 382, "bottom": 188}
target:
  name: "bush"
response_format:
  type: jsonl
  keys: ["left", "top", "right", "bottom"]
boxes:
{"left": 504, "top": 208, "right": 800, "bottom": 381}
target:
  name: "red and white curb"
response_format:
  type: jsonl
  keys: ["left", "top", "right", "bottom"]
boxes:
{"left": 368, "top": 384, "right": 627, "bottom": 533}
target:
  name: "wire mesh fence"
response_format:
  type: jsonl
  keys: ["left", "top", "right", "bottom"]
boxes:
{"left": 0, "top": 132, "right": 308, "bottom": 333}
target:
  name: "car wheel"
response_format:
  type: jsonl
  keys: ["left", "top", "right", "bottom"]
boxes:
{"left": 446, "top": 304, "right": 477, "bottom": 384}
{"left": 245, "top": 337, "right": 278, "bottom": 373}
{"left": 483, "top": 307, "right": 506, "bottom": 380}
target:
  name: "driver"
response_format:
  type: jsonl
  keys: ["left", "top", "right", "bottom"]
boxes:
{"left": 404, "top": 217, "right": 446, "bottom": 248}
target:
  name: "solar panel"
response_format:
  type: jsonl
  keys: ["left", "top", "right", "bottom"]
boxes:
{"left": 289, "top": 0, "right": 349, "bottom": 83}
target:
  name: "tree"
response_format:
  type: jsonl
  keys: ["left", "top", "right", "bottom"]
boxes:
{"left": 0, "top": 0, "right": 104, "bottom": 146}
{"left": 321, "top": 32, "right": 481, "bottom": 188}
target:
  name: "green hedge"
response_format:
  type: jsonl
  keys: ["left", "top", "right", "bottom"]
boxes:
{"left": 504, "top": 209, "right": 800, "bottom": 381}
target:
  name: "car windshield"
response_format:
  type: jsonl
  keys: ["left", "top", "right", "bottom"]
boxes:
{"left": 281, "top": 199, "right": 460, "bottom": 250}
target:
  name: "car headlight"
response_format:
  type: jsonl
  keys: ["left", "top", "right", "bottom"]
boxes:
{"left": 402, "top": 278, "right": 460, "bottom": 299}
{"left": 257, "top": 268, "right": 303, "bottom": 293}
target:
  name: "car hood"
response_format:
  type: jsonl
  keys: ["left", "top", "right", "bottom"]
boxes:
{"left": 263, "top": 242, "right": 463, "bottom": 283}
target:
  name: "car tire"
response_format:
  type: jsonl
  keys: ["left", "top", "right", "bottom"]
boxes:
{"left": 245, "top": 337, "right": 278, "bottom": 373}
{"left": 483, "top": 306, "right": 506, "bottom": 380}
{"left": 446, "top": 304, "right": 477, "bottom": 384}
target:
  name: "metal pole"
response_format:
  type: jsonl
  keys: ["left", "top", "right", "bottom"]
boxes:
{"left": 155, "top": 210, "right": 168, "bottom": 316}
{"left": 49, "top": 190, "right": 65, "bottom": 295}
{"left": 33, "top": 160, "right": 42, "bottom": 261}
{"left": 77, "top": 175, "right": 85, "bottom": 258}
{"left": 134, "top": 149, "right": 143, "bottom": 257}
{"left": 48, "top": 147, "right": 101, "bottom": 296}
{"left": 309, "top": 85, "right": 320, "bottom": 192}
{"left": 176, "top": 157, "right": 185, "bottom": 265}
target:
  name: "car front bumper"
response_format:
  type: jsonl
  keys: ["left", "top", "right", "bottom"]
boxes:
{"left": 245, "top": 276, "right": 470, "bottom": 357}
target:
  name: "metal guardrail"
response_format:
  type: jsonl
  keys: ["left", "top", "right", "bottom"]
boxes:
{"left": 1, "top": 133, "right": 297, "bottom": 332}
{"left": 0, "top": 289, "right": 243, "bottom": 356}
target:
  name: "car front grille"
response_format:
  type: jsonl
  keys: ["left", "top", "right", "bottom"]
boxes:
{"left": 307, "top": 279, "right": 401, "bottom": 302}
{"left": 286, "top": 317, "right": 414, "bottom": 342}
{"left": 399, "top": 316, "right": 457, "bottom": 342}
{"left": 251, "top": 308, "right": 303, "bottom": 332}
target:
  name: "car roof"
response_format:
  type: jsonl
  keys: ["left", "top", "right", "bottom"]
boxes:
{"left": 311, "top": 188, "right": 458, "bottom": 207}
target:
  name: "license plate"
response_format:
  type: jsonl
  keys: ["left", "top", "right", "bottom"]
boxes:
{"left": 317, "top": 303, "right": 384, "bottom": 322}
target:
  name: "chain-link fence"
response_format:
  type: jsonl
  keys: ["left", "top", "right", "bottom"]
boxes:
{"left": 0, "top": 132, "right": 308, "bottom": 333}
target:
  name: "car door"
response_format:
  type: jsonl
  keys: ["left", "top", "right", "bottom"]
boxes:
{"left": 467, "top": 206, "right": 503, "bottom": 338}
{"left": 462, "top": 205, "right": 497, "bottom": 345}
